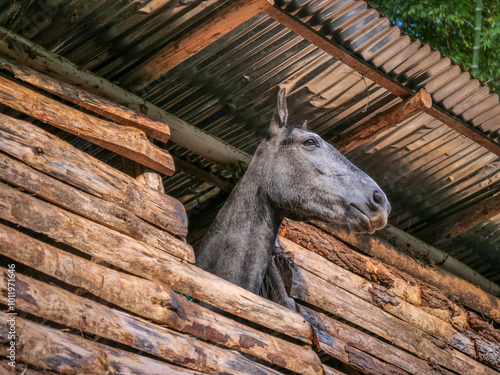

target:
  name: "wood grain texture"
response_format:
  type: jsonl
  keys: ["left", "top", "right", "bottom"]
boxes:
{"left": 0, "top": 112, "right": 187, "bottom": 237}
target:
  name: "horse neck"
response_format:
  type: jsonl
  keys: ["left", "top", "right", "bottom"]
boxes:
{"left": 196, "top": 164, "right": 284, "bottom": 294}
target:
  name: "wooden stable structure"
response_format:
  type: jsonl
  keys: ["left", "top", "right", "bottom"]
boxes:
{"left": 0, "top": 0, "right": 499, "bottom": 374}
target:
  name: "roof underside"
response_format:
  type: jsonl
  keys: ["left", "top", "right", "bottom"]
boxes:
{"left": 2, "top": 0, "right": 499, "bottom": 282}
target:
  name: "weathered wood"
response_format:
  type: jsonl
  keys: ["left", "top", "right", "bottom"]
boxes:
{"left": 299, "top": 305, "right": 443, "bottom": 375}
{"left": 378, "top": 224, "right": 500, "bottom": 297}
{"left": 0, "top": 224, "right": 322, "bottom": 375}
{"left": 121, "top": 0, "right": 273, "bottom": 89}
{"left": 0, "top": 57, "right": 171, "bottom": 142}
{"left": 0, "top": 184, "right": 312, "bottom": 344}
{"left": 316, "top": 221, "right": 500, "bottom": 323}
{"left": 417, "top": 193, "right": 500, "bottom": 246}
{"left": 0, "top": 75, "right": 175, "bottom": 176}
{"left": 333, "top": 89, "right": 432, "bottom": 153}
{"left": 277, "top": 236, "right": 479, "bottom": 359}
{"left": 264, "top": 6, "right": 500, "bottom": 156}
{"left": 0, "top": 312, "right": 205, "bottom": 375}
{"left": 322, "top": 365, "right": 348, "bottom": 375}
{"left": 0, "top": 268, "right": 288, "bottom": 375}
{"left": 0, "top": 113, "right": 187, "bottom": 237}
{"left": 288, "top": 266, "right": 498, "bottom": 375}
{"left": 0, "top": 153, "right": 193, "bottom": 262}
{"left": 0, "top": 29, "right": 250, "bottom": 168}
{"left": 0, "top": 360, "right": 57, "bottom": 374}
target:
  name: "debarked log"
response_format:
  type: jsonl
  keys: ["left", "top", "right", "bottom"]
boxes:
{"left": 287, "top": 266, "right": 498, "bottom": 375}
{"left": 0, "top": 75, "right": 175, "bottom": 176}
{"left": 0, "top": 360, "right": 58, "bottom": 375}
{"left": 0, "top": 113, "right": 187, "bottom": 237}
{"left": 276, "top": 236, "right": 477, "bottom": 359}
{"left": 0, "top": 225, "right": 322, "bottom": 375}
{"left": 0, "top": 268, "right": 286, "bottom": 375}
{"left": 0, "top": 56, "right": 171, "bottom": 142}
{"left": 0, "top": 183, "right": 313, "bottom": 344}
{"left": 0, "top": 312, "right": 205, "bottom": 375}
{"left": 0, "top": 153, "right": 193, "bottom": 263}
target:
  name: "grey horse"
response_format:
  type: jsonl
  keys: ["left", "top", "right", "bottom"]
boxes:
{"left": 196, "top": 88, "right": 391, "bottom": 294}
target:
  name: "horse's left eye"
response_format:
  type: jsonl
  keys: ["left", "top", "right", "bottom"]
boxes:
{"left": 303, "top": 139, "right": 317, "bottom": 147}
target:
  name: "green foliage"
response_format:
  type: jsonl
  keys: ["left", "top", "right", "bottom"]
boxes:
{"left": 371, "top": 0, "right": 500, "bottom": 92}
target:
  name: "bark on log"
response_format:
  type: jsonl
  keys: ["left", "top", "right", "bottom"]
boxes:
{"left": 299, "top": 305, "right": 445, "bottom": 375}
{"left": 0, "top": 57, "right": 171, "bottom": 142}
{"left": 276, "top": 236, "right": 479, "bottom": 359}
{"left": 333, "top": 89, "right": 432, "bottom": 154}
{"left": 316, "top": 221, "right": 500, "bottom": 323}
{"left": 0, "top": 185, "right": 312, "bottom": 344}
{"left": 288, "top": 266, "right": 498, "bottom": 375}
{"left": 0, "top": 268, "right": 289, "bottom": 375}
{"left": 0, "top": 75, "right": 175, "bottom": 176}
{"left": 0, "top": 153, "right": 193, "bottom": 262}
{"left": 0, "top": 26, "right": 252, "bottom": 168}
{"left": 0, "top": 113, "right": 187, "bottom": 237}
{"left": 0, "top": 312, "right": 205, "bottom": 375}
{"left": 121, "top": 0, "right": 273, "bottom": 89}
{"left": 0, "top": 224, "right": 322, "bottom": 375}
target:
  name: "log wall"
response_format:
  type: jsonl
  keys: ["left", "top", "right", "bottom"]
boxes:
{"left": 0, "top": 60, "right": 498, "bottom": 375}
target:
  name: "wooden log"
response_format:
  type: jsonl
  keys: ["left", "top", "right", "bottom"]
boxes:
{"left": 287, "top": 266, "right": 498, "bottom": 375}
{"left": 0, "top": 225, "right": 322, "bottom": 375}
{"left": 0, "top": 57, "right": 171, "bottom": 142}
{"left": 316, "top": 221, "right": 500, "bottom": 323}
{"left": 0, "top": 153, "right": 193, "bottom": 262}
{"left": 0, "top": 360, "right": 58, "bottom": 374}
{"left": 299, "top": 304, "right": 444, "bottom": 375}
{"left": 121, "top": 0, "right": 273, "bottom": 89}
{"left": 322, "top": 365, "right": 348, "bottom": 375}
{"left": 0, "top": 75, "right": 175, "bottom": 176}
{"left": 0, "top": 312, "right": 205, "bottom": 375}
{"left": 333, "top": 89, "right": 432, "bottom": 154}
{"left": 276, "top": 236, "right": 478, "bottom": 359}
{"left": 0, "top": 184, "right": 312, "bottom": 344}
{"left": 0, "top": 113, "right": 187, "bottom": 237}
{"left": 0, "top": 268, "right": 288, "bottom": 375}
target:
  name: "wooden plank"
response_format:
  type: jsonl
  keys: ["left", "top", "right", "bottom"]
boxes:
{"left": 0, "top": 268, "right": 287, "bottom": 375}
{"left": 333, "top": 89, "right": 432, "bottom": 153}
{"left": 0, "top": 184, "right": 313, "bottom": 344}
{"left": 300, "top": 305, "right": 446, "bottom": 375}
{"left": 277, "top": 236, "right": 478, "bottom": 359}
{"left": 0, "top": 57, "right": 171, "bottom": 142}
{"left": 0, "top": 26, "right": 252, "bottom": 168}
{"left": 121, "top": 0, "right": 274, "bottom": 89}
{"left": 0, "top": 224, "right": 322, "bottom": 375}
{"left": 0, "top": 312, "right": 205, "bottom": 375}
{"left": 316, "top": 221, "right": 500, "bottom": 323}
{"left": 0, "top": 153, "right": 194, "bottom": 262}
{"left": 287, "top": 267, "right": 498, "bottom": 375}
{"left": 265, "top": 6, "right": 500, "bottom": 156}
{"left": 0, "top": 113, "right": 187, "bottom": 237}
{"left": 0, "top": 75, "right": 175, "bottom": 176}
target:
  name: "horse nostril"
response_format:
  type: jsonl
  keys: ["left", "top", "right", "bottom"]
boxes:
{"left": 372, "top": 190, "right": 384, "bottom": 206}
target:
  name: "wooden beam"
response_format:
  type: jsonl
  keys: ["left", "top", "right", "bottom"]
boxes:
{"left": 1, "top": 268, "right": 289, "bottom": 375}
{"left": 0, "top": 75, "right": 175, "bottom": 176}
{"left": 0, "top": 182, "right": 313, "bottom": 344}
{"left": 314, "top": 221, "right": 500, "bottom": 323}
{"left": 121, "top": 0, "right": 274, "bottom": 89}
{"left": 0, "top": 312, "right": 205, "bottom": 375}
{"left": 0, "top": 225, "right": 322, "bottom": 375}
{"left": 0, "top": 26, "right": 251, "bottom": 168}
{"left": 0, "top": 153, "right": 194, "bottom": 262}
{"left": 333, "top": 89, "right": 432, "bottom": 153}
{"left": 0, "top": 57, "right": 171, "bottom": 142}
{"left": 0, "top": 113, "right": 188, "bottom": 237}
{"left": 417, "top": 193, "right": 500, "bottom": 245}
{"left": 265, "top": 6, "right": 500, "bottom": 156}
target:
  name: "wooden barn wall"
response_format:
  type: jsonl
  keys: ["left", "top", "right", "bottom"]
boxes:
{"left": 0, "top": 61, "right": 499, "bottom": 374}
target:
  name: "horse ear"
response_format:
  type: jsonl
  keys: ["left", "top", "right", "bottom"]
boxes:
{"left": 269, "top": 88, "right": 288, "bottom": 136}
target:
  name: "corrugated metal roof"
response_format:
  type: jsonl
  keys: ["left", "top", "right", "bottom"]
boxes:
{"left": 1, "top": 0, "right": 498, "bottom": 282}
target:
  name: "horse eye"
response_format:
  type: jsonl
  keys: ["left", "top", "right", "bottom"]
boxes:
{"left": 303, "top": 139, "right": 317, "bottom": 147}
